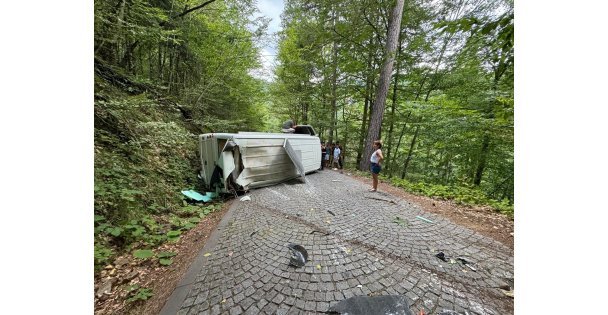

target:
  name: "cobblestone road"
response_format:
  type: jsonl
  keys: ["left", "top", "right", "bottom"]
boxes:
{"left": 164, "top": 171, "right": 514, "bottom": 315}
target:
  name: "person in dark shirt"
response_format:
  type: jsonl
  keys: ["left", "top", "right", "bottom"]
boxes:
{"left": 281, "top": 119, "right": 297, "bottom": 133}
{"left": 324, "top": 142, "right": 331, "bottom": 168}
{"left": 320, "top": 142, "right": 325, "bottom": 170}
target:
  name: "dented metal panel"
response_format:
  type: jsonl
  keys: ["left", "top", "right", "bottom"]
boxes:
{"left": 284, "top": 139, "right": 306, "bottom": 181}
{"left": 234, "top": 137, "right": 298, "bottom": 187}
{"left": 217, "top": 151, "right": 235, "bottom": 183}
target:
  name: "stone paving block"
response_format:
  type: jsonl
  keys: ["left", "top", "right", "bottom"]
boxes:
{"left": 229, "top": 305, "right": 243, "bottom": 315}
{"left": 209, "top": 304, "right": 220, "bottom": 315}
{"left": 276, "top": 304, "right": 291, "bottom": 315}
{"left": 302, "top": 299, "right": 318, "bottom": 312}
{"left": 243, "top": 305, "right": 259, "bottom": 315}
{"left": 260, "top": 302, "right": 278, "bottom": 314}
{"left": 240, "top": 297, "right": 256, "bottom": 311}
{"left": 223, "top": 297, "right": 235, "bottom": 309}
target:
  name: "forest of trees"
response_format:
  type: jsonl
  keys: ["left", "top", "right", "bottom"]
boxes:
{"left": 272, "top": 0, "right": 513, "bottom": 204}
{"left": 94, "top": 0, "right": 274, "bottom": 271}
{"left": 94, "top": 0, "right": 513, "bottom": 273}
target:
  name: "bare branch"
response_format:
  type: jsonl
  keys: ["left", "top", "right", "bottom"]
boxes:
{"left": 175, "top": 0, "right": 219, "bottom": 19}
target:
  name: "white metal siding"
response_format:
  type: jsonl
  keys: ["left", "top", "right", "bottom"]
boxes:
{"left": 198, "top": 133, "right": 321, "bottom": 191}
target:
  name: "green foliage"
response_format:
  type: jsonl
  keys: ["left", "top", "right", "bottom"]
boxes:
{"left": 133, "top": 249, "right": 154, "bottom": 259}
{"left": 94, "top": 244, "right": 114, "bottom": 271}
{"left": 94, "top": 0, "right": 266, "bottom": 275}
{"left": 273, "top": 0, "right": 513, "bottom": 211}
{"left": 166, "top": 230, "right": 182, "bottom": 242}
{"left": 157, "top": 251, "right": 177, "bottom": 258}
{"left": 385, "top": 176, "right": 513, "bottom": 217}
{"left": 94, "top": 95, "right": 201, "bottom": 272}
{"left": 126, "top": 285, "right": 153, "bottom": 303}
{"left": 349, "top": 168, "right": 512, "bottom": 217}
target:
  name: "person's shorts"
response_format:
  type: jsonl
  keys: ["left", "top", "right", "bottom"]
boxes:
{"left": 370, "top": 163, "right": 382, "bottom": 174}
{"left": 325, "top": 154, "right": 330, "bottom": 160}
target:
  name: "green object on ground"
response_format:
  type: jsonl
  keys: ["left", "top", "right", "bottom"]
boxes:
{"left": 181, "top": 190, "right": 212, "bottom": 202}
{"left": 393, "top": 216, "right": 408, "bottom": 226}
{"left": 415, "top": 215, "right": 434, "bottom": 223}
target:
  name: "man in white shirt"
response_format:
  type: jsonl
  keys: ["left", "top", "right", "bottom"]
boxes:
{"left": 332, "top": 144, "right": 341, "bottom": 170}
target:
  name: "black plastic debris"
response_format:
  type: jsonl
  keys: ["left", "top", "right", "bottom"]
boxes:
{"left": 455, "top": 257, "right": 468, "bottom": 264}
{"left": 328, "top": 295, "right": 413, "bottom": 315}
{"left": 499, "top": 284, "right": 511, "bottom": 291}
{"left": 456, "top": 257, "right": 477, "bottom": 271}
{"left": 435, "top": 252, "right": 448, "bottom": 262}
{"left": 328, "top": 210, "right": 336, "bottom": 216}
{"left": 223, "top": 140, "right": 237, "bottom": 151}
{"left": 287, "top": 244, "right": 308, "bottom": 268}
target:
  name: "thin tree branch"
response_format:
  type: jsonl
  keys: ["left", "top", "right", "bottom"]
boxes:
{"left": 175, "top": 0, "right": 218, "bottom": 19}
{"left": 362, "top": 7, "right": 384, "bottom": 45}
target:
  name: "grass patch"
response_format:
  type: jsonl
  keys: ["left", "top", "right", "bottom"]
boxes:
{"left": 347, "top": 168, "right": 513, "bottom": 218}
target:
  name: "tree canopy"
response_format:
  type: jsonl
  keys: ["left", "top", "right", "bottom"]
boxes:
{"left": 271, "top": 0, "right": 514, "bottom": 204}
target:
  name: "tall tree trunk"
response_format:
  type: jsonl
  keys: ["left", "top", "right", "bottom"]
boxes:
{"left": 329, "top": 42, "right": 338, "bottom": 143}
{"left": 474, "top": 62, "right": 506, "bottom": 186}
{"left": 388, "top": 111, "right": 410, "bottom": 178}
{"left": 328, "top": 9, "right": 338, "bottom": 144}
{"left": 158, "top": 43, "right": 163, "bottom": 80}
{"left": 356, "top": 43, "right": 375, "bottom": 166}
{"left": 302, "top": 101, "right": 308, "bottom": 124}
{"left": 360, "top": 0, "right": 405, "bottom": 171}
{"left": 442, "top": 153, "right": 452, "bottom": 184}
{"left": 474, "top": 133, "right": 490, "bottom": 185}
{"left": 356, "top": 79, "right": 371, "bottom": 166}
{"left": 384, "top": 40, "right": 403, "bottom": 173}
{"left": 168, "top": 47, "right": 175, "bottom": 93}
{"left": 342, "top": 104, "right": 348, "bottom": 166}
{"left": 302, "top": 75, "right": 309, "bottom": 124}
{"left": 401, "top": 124, "right": 420, "bottom": 179}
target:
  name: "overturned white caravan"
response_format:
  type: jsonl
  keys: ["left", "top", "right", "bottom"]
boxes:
{"left": 198, "top": 126, "right": 321, "bottom": 193}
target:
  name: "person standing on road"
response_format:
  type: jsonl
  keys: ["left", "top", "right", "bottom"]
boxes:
{"left": 337, "top": 142, "right": 344, "bottom": 169}
{"left": 332, "top": 143, "right": 341, "bottom": 170}
{"left": 324, "top": 142, "right": 331, "bottom": 168}
{"left": 369, "top": 140, "right": 384, "bottom": 192}
{"left": 328, "top": 143, "right": 335, "bottom": 167}
{"left": 320, "top": 142, "right": 325, "bottom": 170}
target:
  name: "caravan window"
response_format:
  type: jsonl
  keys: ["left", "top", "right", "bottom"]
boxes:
{"left": 294, "top": 125, "right": 315, "bottom": 136}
